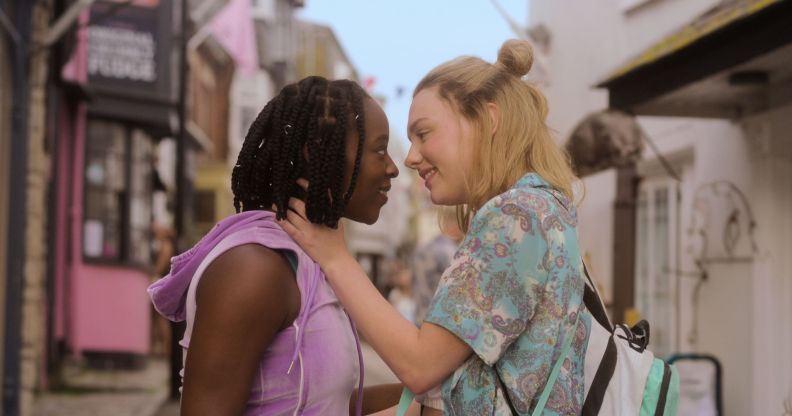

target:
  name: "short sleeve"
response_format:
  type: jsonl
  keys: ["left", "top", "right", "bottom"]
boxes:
{"left": 423, "top": 192, "right": 555, "bottom": 365}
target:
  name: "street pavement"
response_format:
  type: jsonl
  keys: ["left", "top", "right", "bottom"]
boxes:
{"left": 32, "top": 358, "right": 169, "bottom": 416}
{"left": 33, "top": 343, "right": 396, "bottom": 416}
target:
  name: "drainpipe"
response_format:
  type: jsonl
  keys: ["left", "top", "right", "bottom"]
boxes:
{"left": 2, "top": 1, "right": 32, "bottom": 415}
{"left": 172, "top": 0, "right": 189, "bottom": 400}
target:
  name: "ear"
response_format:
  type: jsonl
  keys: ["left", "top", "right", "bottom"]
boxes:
{"left": 487, "top": 102, "right": 499, "bottom": 137}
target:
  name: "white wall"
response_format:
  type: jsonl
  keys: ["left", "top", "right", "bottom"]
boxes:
{"left": 743, "top": 104, "right": 792, "bottom": 415}
{"left": 577, "top": 168, "right": 616, "bottom": 303}
{"left": 251, "top": 0, "right": 277, "bottom": 20}
{"left": 529, "top": 0, "right": 719, "bottom": 141}
{"left": 228, "top": 71, "right": 276, "bottom": 168}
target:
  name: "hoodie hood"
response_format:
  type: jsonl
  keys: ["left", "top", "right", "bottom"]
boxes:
{"left": 148, "top": 210, "right": 291, "bottom": 321}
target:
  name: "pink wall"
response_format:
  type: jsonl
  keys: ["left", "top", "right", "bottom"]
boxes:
{"left": 56, "top": 102, "right": 153, "bottom": 355}
{"left": 70, "top": 264, "right": 151, "bottom": 354}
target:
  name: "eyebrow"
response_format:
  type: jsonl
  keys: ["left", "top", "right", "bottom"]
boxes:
{"left": 407, "top": 117, "right": 428, "bottom": 140}
{"left": 407, "top": 117, "right": 426, "bottom": 133}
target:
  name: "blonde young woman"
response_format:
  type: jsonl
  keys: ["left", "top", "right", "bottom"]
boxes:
{"left": 278, "top": 40, "right": 592, "bottom": 415}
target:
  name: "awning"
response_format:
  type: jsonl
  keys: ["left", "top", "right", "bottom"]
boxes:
{"left": 599, "top": 0, "right": 792, "bottom": 118}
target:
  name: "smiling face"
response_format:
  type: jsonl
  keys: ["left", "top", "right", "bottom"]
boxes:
{"left": 405, "top": 87, "right": 475, "bottom": 206}
{"left": 342, "top": 97, "right": 400, "bottom": 225}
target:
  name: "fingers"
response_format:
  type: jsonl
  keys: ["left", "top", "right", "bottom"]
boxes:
{"left": 296, "top": 178, "right": 309, "bottom": 190}
{"left": 272, "top": 199, "right": 307, "bottom": 223}
{"left": 273, "top": 203, "right": 305, "bottom": 239}
{"left": 286, "top": 198, "right": 307, "bottom": 222}
{"left": 276, "top": 215, "right": 298, "bottom": 236}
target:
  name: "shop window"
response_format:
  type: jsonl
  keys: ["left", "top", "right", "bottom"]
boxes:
{"left": 83, "top": 119, "right": 154, "bottom": 267}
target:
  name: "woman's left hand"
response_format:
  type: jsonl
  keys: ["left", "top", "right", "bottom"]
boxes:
{"left": 276, "top": 185, "right": 353, "bottom": 270}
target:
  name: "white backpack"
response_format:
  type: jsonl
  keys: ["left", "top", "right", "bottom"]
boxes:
{"left": 582, "top": 262, "right": 679, "bottom": 415}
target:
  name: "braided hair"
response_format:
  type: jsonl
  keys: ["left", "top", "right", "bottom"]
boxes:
{"left": 231, "top": 76, "right": 369, "bottom": 228}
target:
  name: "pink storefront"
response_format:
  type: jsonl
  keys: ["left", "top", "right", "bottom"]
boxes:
{"left": 52, "top": 0, "right": 178, "bottom": 364}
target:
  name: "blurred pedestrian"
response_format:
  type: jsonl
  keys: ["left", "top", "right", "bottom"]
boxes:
{"left": 148, "top": 76, "right": 403, "bottom": 415}
{"left": 150, "top": 222, "right": 175, "bottom": 356}
{"left": 411, "top": 207, "right": 463, "bottom": 326}
{"left": 387, "top": 259, "right": 416, "bottom": 323}
{"left": 278, "top": 39, "right": 591, "bottom": 415}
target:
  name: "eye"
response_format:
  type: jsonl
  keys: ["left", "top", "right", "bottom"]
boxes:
{"left": 376, "top": 148, "right": 387, "bottom": 156}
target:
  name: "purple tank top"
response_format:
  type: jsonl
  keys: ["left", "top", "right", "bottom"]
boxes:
{"left": 148, "top": 211, "right": 364, "bottom": 415}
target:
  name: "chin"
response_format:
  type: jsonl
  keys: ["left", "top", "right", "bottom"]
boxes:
{"left": 346, "top": 211, "right": 381, "bottom": 225}
{"left": 429, "top": 191, "right": 464, "bottom": 206}
{"left": 359, "top": 214, "right": 379, "bottom": 225}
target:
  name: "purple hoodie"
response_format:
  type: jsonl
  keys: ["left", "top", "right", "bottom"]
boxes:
{"left": 148, "top": 211, "right": 364, "bottom": 415}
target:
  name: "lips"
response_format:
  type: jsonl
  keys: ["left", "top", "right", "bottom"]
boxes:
{"left": 419, "top": 168, "right": 438, "bottom": 188}
{"left": 378, "top": 183, "right": 391, "bottom": 197}
{"left": 418, "top": 167, "right": 436, "bottom": 180}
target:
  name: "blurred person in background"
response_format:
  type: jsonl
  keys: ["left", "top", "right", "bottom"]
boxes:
{"left": 387, "top": 258, "right": 416, "bottom": 323}
{"left": 411, "top": 207, "right": 463, "bottom": 326}
{"left": 148, "top": 76, "right": 403, "bottom": 415}
{"left": 150, "top": 222, "right": 175, "bottom": 356}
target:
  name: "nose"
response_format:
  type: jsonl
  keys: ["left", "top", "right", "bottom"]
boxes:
{"left": 404, "top": 143, "right": 421, "bottom": 170}
{"left": 386, "top": 154, "right": 399, "bottom": 178}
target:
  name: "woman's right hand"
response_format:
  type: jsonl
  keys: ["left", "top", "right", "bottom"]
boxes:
{"left": 276, "top": 195, "right": 354, "bottom": 271}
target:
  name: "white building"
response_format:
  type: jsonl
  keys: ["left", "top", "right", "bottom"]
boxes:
{"left": 529, "top": 0, "right": 792, "bottom": 414}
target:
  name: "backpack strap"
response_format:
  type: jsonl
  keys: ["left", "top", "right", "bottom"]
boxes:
{"left": 582, "top": 261, "right": 613, "bottom": 332}
{"left": 581, "top": 258, "right": 618, "bottom": 415}
{"left": 395, "top": 388, "right": 414, "bottom": 416}
{"left": 582, "top": 335, "right": 617, "bottom": 415}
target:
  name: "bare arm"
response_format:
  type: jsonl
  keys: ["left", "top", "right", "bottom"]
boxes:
{"left": 325, "top": 257, "right": 471, "bottom": 394}
{"left": 349, "top": 383, "right": 403, "bottom": 416}
{"left": 180, "top": 244, "right": 300, "bottom": 416}
{"left": 277, "top": 198, "right": 471, "bottom": 395}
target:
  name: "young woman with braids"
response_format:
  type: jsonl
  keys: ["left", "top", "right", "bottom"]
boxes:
{"left": 148, "top": 76, "right": 401, "bottom": 415}
{"left": 278, "top": 40, "right": 592, "bottom": 415}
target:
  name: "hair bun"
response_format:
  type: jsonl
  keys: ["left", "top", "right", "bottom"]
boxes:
{"left": 496, "top": 39, "right": 534, "bottom": 77}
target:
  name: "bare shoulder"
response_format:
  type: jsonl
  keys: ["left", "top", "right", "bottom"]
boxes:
{"left": 182, "top": 244, "right": 301, "bottom": 414}
{"left": 195, "top": 244, "right": 301, "bottom": 330}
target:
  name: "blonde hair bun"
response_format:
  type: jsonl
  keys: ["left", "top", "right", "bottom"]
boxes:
{"left": 496, "top": 39, "right": 534, "bottom": 77}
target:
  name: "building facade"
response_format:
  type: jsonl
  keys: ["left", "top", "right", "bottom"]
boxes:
{"left": 529, "top": 0, "right": 792, "bottom": 413}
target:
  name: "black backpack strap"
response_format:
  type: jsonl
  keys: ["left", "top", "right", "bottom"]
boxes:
{"left": 582, "top": 260, "right": 613, "bottom": 332}
{"left": 582, "top": 335, "right": 617, "bottom": 415}
{"left": 654, "top": 362, "right": 673, "bottom": 416}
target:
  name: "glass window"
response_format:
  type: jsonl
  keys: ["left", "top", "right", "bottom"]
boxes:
{"left": 83, "top": 119, "right": 154, "bottom": 266}
{"left": 635, "top": 177, "right": 679, "bottom": 357}
{"left": 84, "top": 120, "right": 126, "bottom": 260}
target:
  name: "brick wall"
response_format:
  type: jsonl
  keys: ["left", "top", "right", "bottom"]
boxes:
{"left": 19, "top": 0, "right": 52, "bottom": 414}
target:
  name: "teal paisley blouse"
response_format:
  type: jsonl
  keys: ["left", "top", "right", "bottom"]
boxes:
{"left": 424, "top": 173, "right": 591, "bottom": 415}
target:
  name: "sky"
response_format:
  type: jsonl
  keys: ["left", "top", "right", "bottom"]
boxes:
{"left": 298, "top": 1, "right": 529, "bottom": 146}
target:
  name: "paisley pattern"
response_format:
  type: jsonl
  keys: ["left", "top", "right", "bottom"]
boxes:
{"left": 425, "top": 173, "right": 591, "bottom": 415}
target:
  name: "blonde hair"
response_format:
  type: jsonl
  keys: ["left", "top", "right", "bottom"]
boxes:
{"left": 436, "top": 206, "right": 464, "bottom": 242}
{"left": 414, "top": 39, "right": 577, "bottom": 231}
